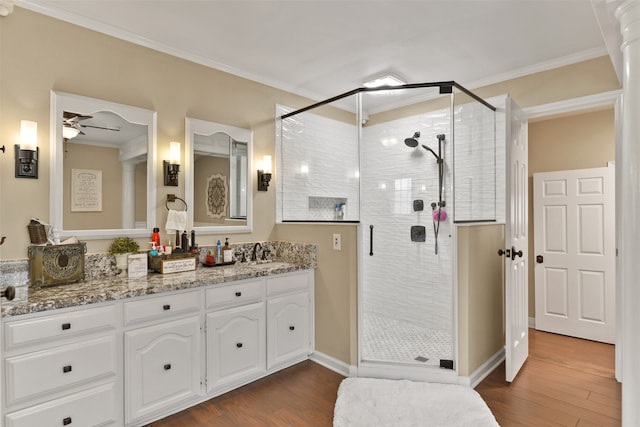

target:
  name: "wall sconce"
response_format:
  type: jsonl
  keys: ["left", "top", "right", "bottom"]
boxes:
{"left": 257, "top": 155, "right": 272, "bottom": 191}
{"left": 15, "top": 120, "right": 38, "bottom": 179}
{"left": 163, "top": 141, "right": 181, "bottom": 186}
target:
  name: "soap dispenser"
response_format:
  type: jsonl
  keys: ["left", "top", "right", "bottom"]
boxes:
{"left": 223, "top": 238, "right": 232, "bottom": 263}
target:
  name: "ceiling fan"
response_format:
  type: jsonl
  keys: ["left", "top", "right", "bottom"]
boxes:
{"left": 63, "top": 111, "right": 120, "bottom": 140}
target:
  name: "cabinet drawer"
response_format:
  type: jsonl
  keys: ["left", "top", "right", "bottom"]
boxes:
{"left": 5, "top": 382, "right": 117, "bottom": 427}
{"left": 4, "top": 305, "right": 116, "bottom": 349}
{"left": 124, "top": 290, "right": 200, "bottom": 325}
{"left": 5, "top": 336, "right": 117, "bottom": 406}
{"left": 206, "top": 279, "right": 263, "bottom": 310}
{"left": 266, "top": 271, "right": 309, "bottom": 297}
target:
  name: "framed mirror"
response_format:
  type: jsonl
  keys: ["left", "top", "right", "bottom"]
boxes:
{"left": 185, "top": 117, "right": 253, "bottom": 234}
{"left": 50, "top": 91, "right": 157, "bottom": 239}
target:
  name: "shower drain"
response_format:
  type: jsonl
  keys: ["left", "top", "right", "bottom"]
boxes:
{"left": 414, "top": 356, "right": 429, "bottom": 363}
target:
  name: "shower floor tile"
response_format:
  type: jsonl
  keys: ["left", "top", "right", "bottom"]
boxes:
{"left": 362, "top": 314, "right": 452, "bottom": 366}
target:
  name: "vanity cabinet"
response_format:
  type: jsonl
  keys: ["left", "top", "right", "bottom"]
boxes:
{"left": 266, "top": 272, "right": 313, "bottom": 370}
{"left": 2, "top": 304, "right": 120, "bottom": 426}
{"left": 123, "top": 290, "right": 203, "bottom": 424}
{"left": 205, "top": 279, "right": 266, "bottom": 393}
{"left": 206, "top": 302, "right": 266, "bottom": 392}
{"left": 2, "top": 269, "right": 314, "bottom": 427}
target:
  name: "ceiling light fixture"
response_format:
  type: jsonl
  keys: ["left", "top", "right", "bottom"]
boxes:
{"left": 363, "top": 75, "right": 405, "bottom": 88}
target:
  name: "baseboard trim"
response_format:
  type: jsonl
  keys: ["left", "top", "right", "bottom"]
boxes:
{"left": 529, "top": 317, "right": 536, "bottom": 328}
{"left": 309, "top": 351, "right": 354, "bottom": 377}
{"left": 468, "top": 348, "right": 506, "bottom": 388}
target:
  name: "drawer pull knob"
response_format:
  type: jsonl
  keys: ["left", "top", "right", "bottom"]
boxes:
{"left": 62, "top": 365, "right": 72, "bottom": 373}
{"left": 289, "top": 326, "right": 295, "bottom": 331}
{"left": 61, "top": 323, "right": 71, "bottom": 330}
{"left": 235, "top": 291, "right": 242, "bottom": 297}
{"left": 163, "top": 304, "right": 171, "bottom": 310}
{"left": 236, "top": 342, "right": 243, "bottom": 348}
{"left": 164, "top": 363, "right": 171, "bottom": 370}
{"left": 63, "top": 417, "right": 72, "bottom": 425}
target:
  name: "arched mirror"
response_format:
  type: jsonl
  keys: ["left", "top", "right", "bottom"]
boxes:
{"left": 50, "top": 91, "right": 157, "bottom": 239}
{"left": 185, "top": 117, "right": 253, "bottom": 233}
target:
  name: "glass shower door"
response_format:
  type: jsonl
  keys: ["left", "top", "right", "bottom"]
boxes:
{"left": 359, "top": 93, "right": 455, "bottom": 368}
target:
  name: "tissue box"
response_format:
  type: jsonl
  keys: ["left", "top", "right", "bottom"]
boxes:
{"left": 28, "top": 243, "right": 86, "bottom": 286}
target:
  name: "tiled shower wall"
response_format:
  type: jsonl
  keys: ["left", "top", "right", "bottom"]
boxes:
{"left": 276, "top": 105, "right": 359, "bottom": 221}
{"left": 360, "top": 109, "right": 455, "bottom": 334}
{"left": 453, "top": 101, "right": 498, "bottom": 222}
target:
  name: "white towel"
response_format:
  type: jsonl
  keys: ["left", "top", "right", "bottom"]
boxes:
{"left": 165, "top": 209, "right": 187, "bottom": 233}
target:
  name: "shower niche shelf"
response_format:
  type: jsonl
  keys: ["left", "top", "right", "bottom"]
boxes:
{"left": 308, "top": 196, "right": 348, "bottom": 221}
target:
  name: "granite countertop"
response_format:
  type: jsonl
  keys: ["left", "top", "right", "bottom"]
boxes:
{"left": 1, "top": 260, "right": 310, "bottom": 318}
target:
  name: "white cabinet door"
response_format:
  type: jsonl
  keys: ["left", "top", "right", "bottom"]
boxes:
{"left": 267, "top": 291, "right": 310, "bottom": 370}
{"left": 125, "top": 315, "right": 202, "bottom": 424}
{"left": 206, "top": 302, "right": 265, "bottom": 392}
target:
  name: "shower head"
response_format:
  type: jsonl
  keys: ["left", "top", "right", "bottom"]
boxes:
{"left": 421, "top": 144, "right": 442, "bottom": 162}
{"left": 404, "top": 131, "right": 420, "bottom": 148}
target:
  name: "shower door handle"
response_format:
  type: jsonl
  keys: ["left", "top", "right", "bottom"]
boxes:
{"left": 369, "top": 225, "right": 374, "bottom": 256}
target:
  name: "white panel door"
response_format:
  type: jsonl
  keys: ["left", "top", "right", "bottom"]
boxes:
{"left": 505, "top": 98, "right": 529, "bottom": 383}
{"left": 534, "top": 166, "right": 615, "bottom": 343}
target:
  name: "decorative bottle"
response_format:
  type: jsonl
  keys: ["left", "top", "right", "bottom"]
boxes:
{"left": 223, "top": 238, "right": 233, "bottom": 263}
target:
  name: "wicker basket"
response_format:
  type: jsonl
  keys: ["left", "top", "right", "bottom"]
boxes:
{"left": 27, "top": 221, "right": 47, "bottom": 244}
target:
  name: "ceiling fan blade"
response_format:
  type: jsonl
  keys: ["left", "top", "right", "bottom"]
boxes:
{"left": 63, "top": 111, "right": 93, "bottom": 121}
{"left": 80, "top": 124, "right": 120, "bottom": 132}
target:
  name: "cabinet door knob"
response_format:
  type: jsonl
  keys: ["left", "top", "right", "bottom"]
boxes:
{"left": 61, "top": 323, "right": 71, "bottom": 330}
{"left": 63, "top": 417, "right": 72, "bottom": 425}
{"left": 163, "top": 304, "right": 171, "bottom": 310}
{"left": 236, "top": 342, "right": 243, "bottom": 348}
{"left": 164, "top": 363, "right": 171, "bottom": 370}
{"left": 289, "top": 326, "right": 295, "bottom": 331}
{"left": 62, "top": 365, "right": 72, "bottom": 373}
{"left": 235, "top": 291, "right": 242, "bottom": 297}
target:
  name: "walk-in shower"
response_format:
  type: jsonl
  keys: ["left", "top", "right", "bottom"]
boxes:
{"left": 276, "top": 81, "right": 497, "bottom": 382}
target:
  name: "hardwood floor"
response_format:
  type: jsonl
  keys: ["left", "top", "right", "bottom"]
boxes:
{"left": 148, "top": 329, "right": 620, "bottom": 426}
{"left": 145, "top": 360, "right": 345, "bottom": 426}
{"left": 476, "top": 329, "right": 621, "bottom": 427}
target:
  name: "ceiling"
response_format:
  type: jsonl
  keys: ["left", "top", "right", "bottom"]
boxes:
{"left": 22, "top": 1, "right": 614, "bottom": 105}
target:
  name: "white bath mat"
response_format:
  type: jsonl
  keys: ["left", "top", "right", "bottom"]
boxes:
{"left": 333, "top": 377, "right": 499, "bottom": 427}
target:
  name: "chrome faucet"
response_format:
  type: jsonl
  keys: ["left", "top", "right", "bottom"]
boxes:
{"left": 251, "top": 243, "right": 262, "bottom": 261}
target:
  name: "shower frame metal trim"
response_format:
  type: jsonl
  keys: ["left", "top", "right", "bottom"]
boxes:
{"left": 279, "top": 81, "right": 496, "bottom": 120}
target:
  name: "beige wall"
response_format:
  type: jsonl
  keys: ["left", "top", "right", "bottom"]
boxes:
{"left": 63, "top": 144, "right": 122, "bottom": 230}
{"left": 457, "top": 225, "right": 505, "bottom": 376}
{"left": 527, "top": 109, "right": 616, "bottom": 317}
{"left": 0, "top": 8, "right": 620, "bottom": 369}
{"left": 274, "top": 224, "right": 358, "bottom": 364}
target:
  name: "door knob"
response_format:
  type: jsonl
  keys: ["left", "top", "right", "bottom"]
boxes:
{"left": 536, "top": 255, "right": 543, "bottom": 263}
{"left": 511, "top": 246, "right": 523, "bottom": 261}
